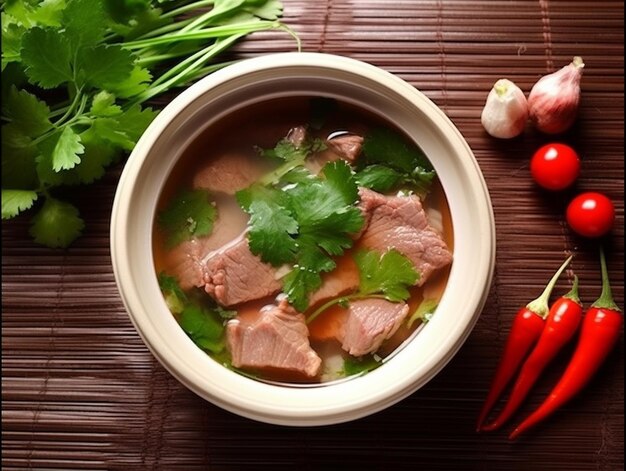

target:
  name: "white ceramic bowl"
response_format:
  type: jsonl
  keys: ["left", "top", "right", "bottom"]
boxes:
{"left": 111, "top": 52, "right": 495, "bottom": 426}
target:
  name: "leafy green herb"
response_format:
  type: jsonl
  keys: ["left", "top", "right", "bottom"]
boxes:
{"left": 158, "top": 188, "right": 217, "bottom": 247}
{"left": 28, "top": 197, "right": 85, "bottom": 248}
{"left": 158, "top": 272, "right": 188, "bottom": 314}
{"left": 179, "top": 304, "right": 225, "bottom": 354}
{"left": 359, "top": 128, "right": 436, "bottom": 194}
{"left": 354, "top": 164, "right": 403, "bottom": 192}
{"left": 307, "top": 248, "right": 419, "bottom": 324}
{"left": 239, "top": 160, "right": 364, "bottom": 311}
{"left": 342, "top": 354, "right": 381, "bottom": 377}
{"left": 407, "top": 299, "right": 438, "bottom": 328}
{"left": 247, "top": 200, "right": 299, "bottom": 265}
{"left": 157, "top": 272, "right": 233, "bottom": 353}
{"left": 2, "top": 0, "right": 297, "bottom": 247}
{"left": 257, "top": 134, "right": 326, "bottom": 185}
{"left": 355, "top": 249, "right": 420, "bottom": 302}
{"left": 1, "top": 189, "right": 39, "bottom": 219}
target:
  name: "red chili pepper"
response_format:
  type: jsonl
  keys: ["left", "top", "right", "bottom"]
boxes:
{"left": 481, "top": 276, "right": 583, "bottom": 431}
{"left": 476, "top": 256, "right": 572, "bottom": 431}
{"left": 510, "top": 248, "right": 622, "bottom": 440}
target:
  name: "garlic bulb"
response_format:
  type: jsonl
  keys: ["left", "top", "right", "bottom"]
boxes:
{"left": 528, "top": 56, "right": 585, "bottom": 134}
{"left": 481, "top": 79, "right": 529, "bottom": 139}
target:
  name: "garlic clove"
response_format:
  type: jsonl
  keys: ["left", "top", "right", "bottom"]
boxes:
{"left": 481, "top": 79, "right": 529, "bottom": 139}
{"left": 528, "top": 56, "right": 585, "bottom": 134}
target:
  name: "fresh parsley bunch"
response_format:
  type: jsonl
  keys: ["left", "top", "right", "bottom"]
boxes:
{"left": 1, "top": 0, "right": 295, "bottom": 247}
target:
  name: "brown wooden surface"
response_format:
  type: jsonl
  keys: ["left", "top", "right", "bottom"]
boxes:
{"left": 2, "top": 1, "right": 624, "bottom": 469}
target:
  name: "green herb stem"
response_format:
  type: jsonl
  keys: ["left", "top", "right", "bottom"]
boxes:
{"left": 52, "top": 90, "right": 84, "bottom": 128}
{"left": 178, "top": 0, "right": 241, "bottom": 32}
{"left": 161, "top": 0, "right": 217, "bottom": 19}
{"left": 129, "top": 34, "right": 245, "bottom": 107}
{"left": 123, "top": 21, "right": 278, "bottom": 49}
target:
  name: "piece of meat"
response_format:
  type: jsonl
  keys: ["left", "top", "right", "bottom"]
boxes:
{"left": 339, "top": 299, "right": 410, "bottom": 357}
{"left": 193, "top": 152, "right": 266, "bottom": 195}
{"left": 226, "top": 299, "right": 322, "bottom": 377}
{"left": 203, "top": 235, "right": 282, "bottom": 306}
{"left": 326, "top": 133, "right": 363, "bottom": 162}
{"left": 286, "top": 125, "right": 307, "bottom": 148}
{"left": 357, "top": 188, "right": 452, "bottom": 285}
{"left": 161, "top": 195, "right": 248, "bottom": 290}
{"left": 308, "top": 254, "right": 360, "bottom": 308}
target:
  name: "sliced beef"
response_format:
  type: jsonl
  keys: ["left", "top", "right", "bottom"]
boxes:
{"left": 162, "top": 195, "right": 248, "bottom": 290}
{"left": 204, "top": 235, "right": 282, "bottom": 306}
{"left": 339, "top": 299, "right": 409, "bottom": 357}
{"left": 308, "top": 255, "right": 360, "bottom": 308}
{"left": 326, "top": 133, "right": 363, "bottom": 162}
{"left": 227, "top": 299, "right": 322, "bottom": 377}
{"left": 193, "top": 152, "right": 266, "bottom": 195}
{"left": 286, "top": 125, "right": 307, "bottom": 148}
{"left": 357, "top": 188, "right": 452, "bottom": 285}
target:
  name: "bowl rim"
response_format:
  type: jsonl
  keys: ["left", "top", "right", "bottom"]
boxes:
{"left": 111, "top": 52, "right": 495, "bottom": 426}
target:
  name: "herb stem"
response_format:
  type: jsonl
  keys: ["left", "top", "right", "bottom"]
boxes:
{"left": 53, "top": 89, "right": 83, "bottom": 127}
{"left": 128, "top": 36, "right": 236, "bottom": 106}
{"left": 123, "top": 21, "right": 278, "bottom": 49}
{"left": 161, "top": 0, "right": 216, "bottom": 19}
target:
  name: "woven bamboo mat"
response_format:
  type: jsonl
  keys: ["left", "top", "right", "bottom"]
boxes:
{"left": 2, "top": 1, "right": 624, "bottom": 469}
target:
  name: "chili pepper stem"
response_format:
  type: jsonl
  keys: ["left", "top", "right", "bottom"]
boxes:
{"left": 526, "top": 256, "right": 573, "bottom": 318}
{"left": 562, "top": 275, "right": 581, "bottom": 303}
{"left": 592, "top": 247, "right": 621, "bottom": 311}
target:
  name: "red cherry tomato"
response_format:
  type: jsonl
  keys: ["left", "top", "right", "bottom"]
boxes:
{"left": 566, "top": 192, "right": 615, "bottom": 238}
{"left": 530, "top": 143, "right": 580, "bottom": 190}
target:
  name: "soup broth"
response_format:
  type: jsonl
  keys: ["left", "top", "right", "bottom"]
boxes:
{"left": 153, "top": 96, "right": 453, "bottom": 384}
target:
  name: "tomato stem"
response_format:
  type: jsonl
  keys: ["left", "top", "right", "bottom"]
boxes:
{"left": 526, "top": 256, "right": 573, "bottom": 319}
{"left": 591, "top": 246, "right": 621, "bottom": 312}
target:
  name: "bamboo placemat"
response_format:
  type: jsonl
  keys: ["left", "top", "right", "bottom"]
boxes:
{"left": 2, "top": 1, "right": 623, "bottom": 469}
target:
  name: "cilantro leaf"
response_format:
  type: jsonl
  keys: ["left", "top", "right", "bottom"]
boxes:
{"left": 3, "top": 86, "right": 52, "bottom": 137}
{"left": 354, "top": 164, "right": 403, "bottom": 192}
{"left": 90, "top": 91, "right": 123, "bottom": 117}
{"left": 21, "top": 27, "right": 73, "bottom": 88}
{"left": 355, "top": 249, "right": 419, "bottom": 302}
{"left": 158, "top": 188, "right": 217, "bottom": 247}
{"left": 2, "top": 22, "right": 26, "bottom": 70}
{"left": 179, "top": 304, "right": 225, "bottom": 354}
{"left": 342, "top": 354, "right": 381, "bottom": 376}
{"left": 29, "top": 197, "right": 84, "bottom": 248}
{"left": 83, "top": 117, "right": 135, "bottom": 150}
{"left": 1, "top": 123, "right": 39, "bottom": 189}
{"left": 282, "top": 266, "right": 325, "bottom": 313}
{"left": 3, "top": 0, "right": 65, "bottom": 28}
{"left": 158, "top": 272, "right": 188, "bottom": 314}
{"left": 236, "top": 183, "right": 287, "bottom": 212}
{"left": 247, "top": 200, "right": 299, "bottom": 265}
{"left": 1, "top": 189, "right": 39, "bottom": 219}
{"left": 322, "top": 159, "right": 359, "bottom": 204}
{"left": 52, "top": 126, "right": 85, "bottom": 171}
{"left": 407, "top": 299, "right": 438, "bottom": 328}
{"left": 113, "top": 104, "right": 157, "bottom": 142}
{"left": 241, "top": 161, "right": 363, "bottom": 311}
{"left": 77, "top": 44, "right": 135, "bottom": 89}
{"left": 70, "top": 131, "right": 120, "bottom": 184}
{"left": 362, "top": 128, "right": 432, "bottom": 173}
{"left": 106, "top": 65, "right": 152, "bottom": 98}
{"left": 260, "top": 135, "right": 326, "bottom": 163}
{"left": 63, "top": 0, "right": 107, "bottom": 47}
